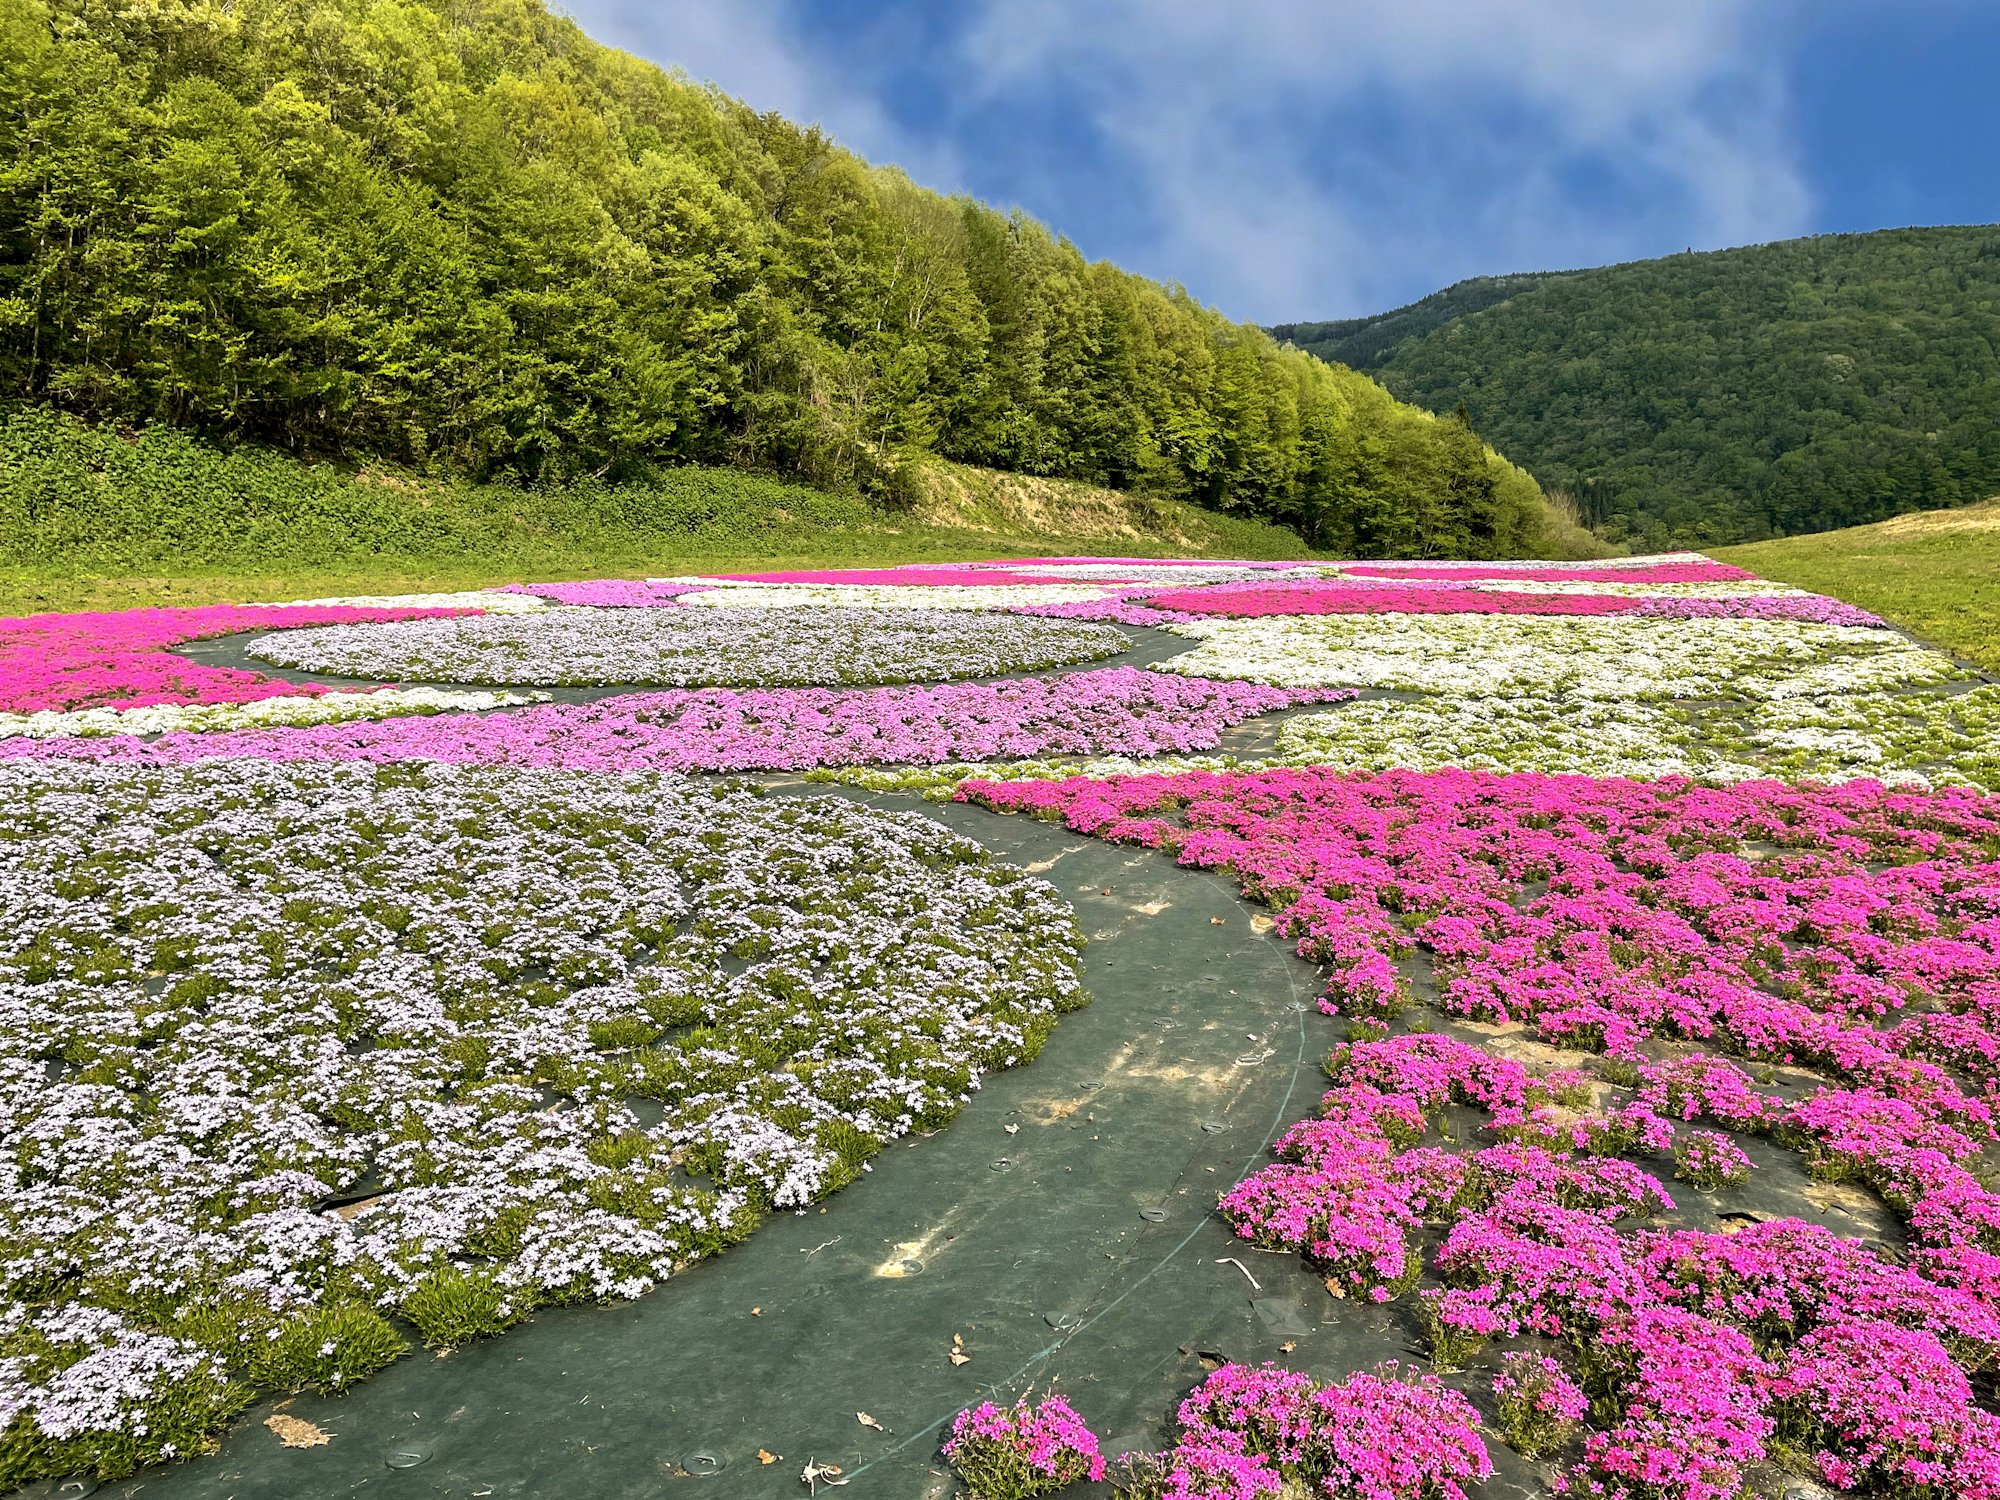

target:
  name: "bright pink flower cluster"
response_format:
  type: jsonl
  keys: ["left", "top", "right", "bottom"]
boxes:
{"left": 962, "top": 767, "right": 2000, "bottom": 1073}
{"left": 1579, "top": 1307, "right": 1775, "bottom": 1500}
{"left": 1338, "top": 563, "right": 1755, "bottom": 584}
{"left": 1771, "top": 1318, "right": 2000, "bottom": 1495}
{"left": 943, "top": 1394, "right": 1106, "bottom": 1495}
{"left": 1159, "top": 1362, "right": 1492, "bottom": 1500}
{"left": 975, "top": 557, "right": 1314, "bottom": 570}
{"left": 1492, "top": 1350, "right": 1587, "bottom": 1438}
{"left": 1137, "top": 580, "right": 1882, "bottom": 625}
{"left": 1673, "top": 1130, "right": 1753, "bottom": 1190}
{"left": 0, "top": 604, "right": 475, "bottom": 713}
{"left": 1634, "top": 1057, "right": 1777, "bottom": 1132}
{"left": 0, "top": 669, "right": 1348, "bottom": 773}
{"left": 966, "top": 765, "right": 2000, "bottom": 1494}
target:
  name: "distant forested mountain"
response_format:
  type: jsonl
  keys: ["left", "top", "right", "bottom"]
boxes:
{"left": 1273, "top": 227, "right": 2000, "bottom": 547}
{"left": 0, "top": 0, "right": 1572, "bottom": 558}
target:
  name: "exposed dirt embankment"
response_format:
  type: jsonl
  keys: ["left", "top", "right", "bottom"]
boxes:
{"left": 907, "top": 459, "right": 1313, "bottom": 557}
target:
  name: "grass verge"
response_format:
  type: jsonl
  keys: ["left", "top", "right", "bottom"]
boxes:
{"left": 0, "top": 405, "right": 1319, "bottom": 614}
{"left": 1717, "top": 498, "right": 2000, "bottom": 673}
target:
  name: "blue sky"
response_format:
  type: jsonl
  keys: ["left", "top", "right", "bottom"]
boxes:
{"left": 561, "top": 1, "right": 2000, "bottom": 325}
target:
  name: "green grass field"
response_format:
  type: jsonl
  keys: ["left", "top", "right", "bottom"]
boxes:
{"left": 1718, "top": 499, "right": 2000, "bottom": 673}
{"left": 0, "top": 528, "right": 1266, "bottom": 616}
{"left": 0, "top": 406, "right": 1319, "bottom": 615}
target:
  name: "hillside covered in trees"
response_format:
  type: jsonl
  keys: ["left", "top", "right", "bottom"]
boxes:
{"left": 1275, "top": 227, "right": 2000, "bottom": 548}
{"left": 0, "top": 0, "right": 1571, "bottom": 560}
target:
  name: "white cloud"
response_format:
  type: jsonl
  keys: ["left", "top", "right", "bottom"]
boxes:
{"left": 957, "top": 0, "right": 1814, "bottom": 319}
{"left": 554, "top": 0, "right": 963, "bottom": 188}
{"left": 554, "top": 0, "right": 1815, "bottom": 323}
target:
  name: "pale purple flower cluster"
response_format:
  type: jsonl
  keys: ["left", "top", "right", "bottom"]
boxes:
{"left": 0, "top": 670, "right": 1347, "bottom": 775}
{"left": 0, "top": 760, "right": 1084, "bottom": 1482}
{"left": 489, "top": 580, "right": 712, "bottom": 606}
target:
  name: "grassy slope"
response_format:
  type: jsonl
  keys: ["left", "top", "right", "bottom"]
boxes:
{"left": 0, "top": 447, "right": 1322, "bottom": 616}
{"left": 1718, "top": 498, "right": 2000, "bottom": 672}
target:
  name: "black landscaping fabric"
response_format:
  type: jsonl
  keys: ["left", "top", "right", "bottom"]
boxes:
{"left": 91, "top": 782, "right": 1895, "bottom": 1500}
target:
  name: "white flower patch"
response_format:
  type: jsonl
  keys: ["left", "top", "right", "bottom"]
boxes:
{"left": 244, "top": 606, "right": 1128, "bottom": 687}
{"left": 0, "top": 688, "right": 546, "bottom": 741}
{"left": 1269, "top": 696, "right": 1749, "bottom": 781}
{"left": 255, "top": 591, "right": 552, "bottom": 614}
{"left": 1743, "top": 685, "right": 2000, "bottom": 789}
{"left": 0, "top": 761, "right": 1084, "bottom": 1478}
{"left": 669, "top": 582, "right": 1114, "bottom": 610}
{"left": 1151, "top": 615, "right": 1969, "bottom": 701}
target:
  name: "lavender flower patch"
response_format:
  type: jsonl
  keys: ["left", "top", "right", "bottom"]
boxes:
{"left": 0, "top": 761, "right": 1084, "bottom": 1483}
{"left": 246, "top": 606, "right": 1128, "bottom": 688}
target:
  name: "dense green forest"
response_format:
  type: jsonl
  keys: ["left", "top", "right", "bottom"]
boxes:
{"left": 1274, "top": 227, "right": 2000, "bottom": 547}
{"left": 1271, "top": 273, "right": 1567, "bottom": 376}
{"left": 0, "top": 0, "right": 1569, "bottom": 560}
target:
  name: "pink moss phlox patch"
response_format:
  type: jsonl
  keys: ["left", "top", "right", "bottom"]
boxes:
{"left": 1138, "top": 580, "right": 1883, "bottom": 625}
{"left": 0, "top": 604, "right": 478, "bottom": 714}
{"left": 1770, "top": 1317, "right": 2000, "bottom": 1494}
{"left": 1339, "top": 562, "right": 1756, "bottom": 584}
{"left": 1164, "top": 1362, "right": 1493, "bottom": 1500}
{"left": 974, "top": 556, "right": 1317, "bottom": 570}
{"left": 942, "top": 1393, "right": 1107, "bottom": 1493}
{"left": 964, "top": 764, "right": 2000, "bottom": 1493}
{"left": 960, "top": 767, "right": 2000, "bottom": 1074}
{"left": 0, "top": 670, "right": 1351, "bottom": 774}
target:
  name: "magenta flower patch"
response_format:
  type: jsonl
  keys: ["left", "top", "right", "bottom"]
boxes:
{"left": 1139, "top": 579, "right": 1884, "bottom": 626}
{"left": 0, "top": 604, "right": 478, "bottom": 714}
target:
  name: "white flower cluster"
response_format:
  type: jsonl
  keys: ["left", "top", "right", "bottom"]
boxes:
{"left": 1272, "top": 695, "right": 1746, "bottom": 781}
{"left": 0, "top": 687, "right": 546, "bottom": 741}
{"left": 0, "top": 761, "right": 1083, "bottom": 1480}
{"left": 1153, "top": 615, "right": 1969, "bottom": 701}
{"left": 1747, "top": 684, "right": 2000, "bottom": 789}
{"left": 255, "top": 591, "right": 551, "bottom": 614}
{"left": 245, "top": 606, "right": 1129, "bottom": 687}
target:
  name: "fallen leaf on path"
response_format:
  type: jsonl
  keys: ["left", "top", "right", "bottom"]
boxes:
{"left": 265, "top": 1414, "right": 332, "bottom": 1449}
